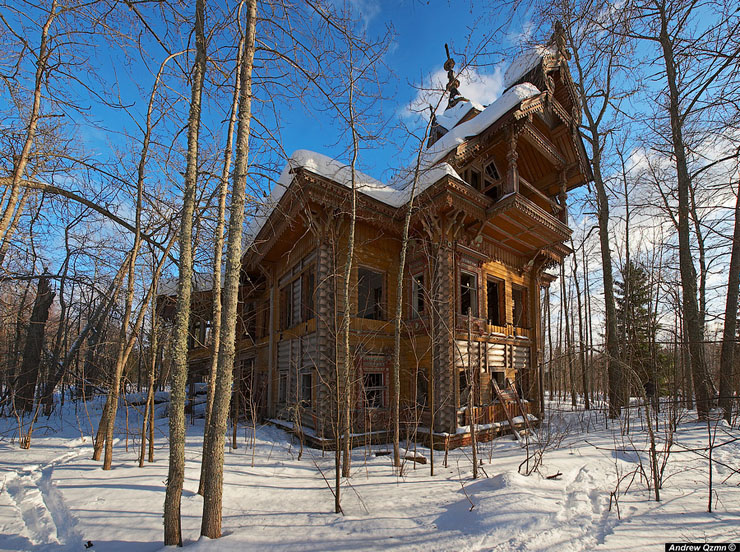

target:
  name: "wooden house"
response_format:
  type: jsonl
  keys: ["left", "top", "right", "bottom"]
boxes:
{"left": 178, "top": 37, "right": 591, "bottom": 448}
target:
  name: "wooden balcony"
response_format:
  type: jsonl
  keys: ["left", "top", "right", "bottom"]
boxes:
{"left": 480, "top": 176, "right": 571, "bottom": 258}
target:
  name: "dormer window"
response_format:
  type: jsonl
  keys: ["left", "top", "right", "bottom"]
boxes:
{"left": 483, "top": 160, "right": 502, "bottom": 200}
{"left": 485, "top": 161, "right": 500, "bottom": 181}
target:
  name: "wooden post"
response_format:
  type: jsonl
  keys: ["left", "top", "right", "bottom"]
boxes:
{"left": 505, "top": 128, "right": 520, "bottom": 196}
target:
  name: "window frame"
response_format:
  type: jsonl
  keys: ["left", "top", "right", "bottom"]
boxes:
{"left": 460, "top": 270, "right": 478, "bottom": 317}
{"left": 362, "top": 371, "right": 386, "bottom": 409}
{"left": 357, "top": 266, "right": 385, "bottom": 320}
{"left": 411, "top": 272, "right": 425, "bottom": 318}
{"left": 278, "top": 371, "right": 288, "bottom": 404}
{"left": 511, "top": 284, "right": 529, "bottom": 328}
{"left": 300, "top": 372, "right": 312, "bottom": 408}
{"left": 486, "top": 277, "right": 504, "bottom": 326}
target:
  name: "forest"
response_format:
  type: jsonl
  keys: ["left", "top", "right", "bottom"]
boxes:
{"left": 0, "top": 0, "right": 738, "bottom": 550}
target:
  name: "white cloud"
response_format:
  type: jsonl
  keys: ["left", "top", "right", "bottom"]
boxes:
{"left": 348, "top": 0, "right": 381, "bottom": 30}
{"left": 400, "top": 64, "right": 506, "bottom": 121}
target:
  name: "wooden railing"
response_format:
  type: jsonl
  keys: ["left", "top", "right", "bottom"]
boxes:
{"left": 485, "top": 323, "right": 531, "bottom": 339}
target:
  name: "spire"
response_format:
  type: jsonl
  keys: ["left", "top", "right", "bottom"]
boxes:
{"left": 444, "top": 43, "right": 468, "bottom": 109}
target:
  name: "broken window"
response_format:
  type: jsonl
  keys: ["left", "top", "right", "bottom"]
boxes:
{"left": 363, "top": 372, "right": 385, "bottom": 408}
{"left": 278, "top": 371, "right": 288, "bottom": 404}
{"left": 300, "top": 372, "right": 312, "bottom": 408}
{"left": 411, "top": 273, "right": 425, "bottom": 318}
{"left": 460, "top": 271, "right": 478, "bottom": 316}
{"left": 512, "top": 285, "right": 529, "bottom": 328}
{"left": 358, "top": 267, "right": 384, "bottom": 320}
{"left": 486, "top": 278, "right": 503, "bottom": 325}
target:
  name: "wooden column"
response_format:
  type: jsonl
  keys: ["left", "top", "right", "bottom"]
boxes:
{"left": 505, "top": 128, "right": 520, "bottom": 196}
{"left": 315, "top": 238, "right": 335, "bottom": 439}
{"left": 432, "top": 241, "right": 456, "bottom": 433}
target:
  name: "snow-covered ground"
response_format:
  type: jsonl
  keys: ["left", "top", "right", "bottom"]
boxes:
{"left": 1, "top": 395, "right": 738, "bottom": 551}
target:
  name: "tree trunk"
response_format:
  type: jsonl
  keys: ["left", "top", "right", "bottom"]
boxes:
{"left": 340, "top": 69, "right": 360, "bottom": 479}
{"left": 198, "top": 30, "right": 242, "bottom": 497}
{"left": 164, "top": 0, "right": 207, "bottom": 543}
{"left": 658, "top": 13, "right": 713, "bottom": 419}
{"left": 199, "top": 1, "right": 256, "bottom": 538}
{"left": 15, "top": 274, "right": 55, "bottom": 413}
{"left": 719, "top": 187, "right": 740, "bottom": 422}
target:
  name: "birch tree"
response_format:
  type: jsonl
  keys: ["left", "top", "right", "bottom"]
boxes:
{"left": 164, "top": 0, "right": 207, "bottom": 543}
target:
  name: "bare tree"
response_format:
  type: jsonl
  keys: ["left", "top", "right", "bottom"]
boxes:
{"left": 199, "top": 0, "right": 256, "bottom": 539}
{"left": 164, "top": 0, "right": 207, "bottom": 543}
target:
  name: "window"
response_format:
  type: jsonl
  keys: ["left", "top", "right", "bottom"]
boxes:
{"left": 459, "top": 370, "right": 470, "bottom": 403}
{"left": 300, "top": 373, "right": 312, "bottom": 408}
{"left": 256, "top": 300, "right": 268, "bottom": 339}
{"left": 358, "top": 267, "right": 384, "bottom": 320}
{"left": 485, "top": 161, "right": 500, "bottom": 181}
{"left": 483, "top": 160, "right": 502, "bottom": 200}
{"left": 242, "top": 301, "right": 256, "bottom": 337}
{"left": 363, "top": 372, "right": 385, "bottom": 408}
{"left": 460, "top": 271, "right": 478, "bottom": 316}
{"left": 189, "top": 319, "right": 204, "bottom": 349}
{"left": 302, "top": 270, "right": 315, "bottom": 322}
{"left": 470, "top": 169, "right": 481, "bottom": 191}
{"left": 487, "top": 278, "right": 503, "bottom": 325}
{"left": 279, "top": 285, "right": 292, "bottom": 330}
{"left": 278, "top": 372, "right": 288, "bottom": 404}
{"left": 512, "top": 285, "right": 529, "bottom": 328}
{"left": 416, "top": 369, "right": 428, "bottom": 407}
{"left": 411, "top": 273, "right": 425, "bottom": 318}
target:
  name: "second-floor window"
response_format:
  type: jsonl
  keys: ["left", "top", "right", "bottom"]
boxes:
{"left": 460, "top": 271, "right": 478, "bottom": 316}
{"left": 411, "top": 273, "right": 425, "bottom": 318}
{"left": 512, "top": 285, "right": 529, "bottom": 328}
{"left": 279, "top": 265, "right": 316, "bottom": 330}
{"left": 358, "top": 267, "right": 384, "bottom": 320}
{"left": 487, "top": 278, "right": 503, "bottom": 326}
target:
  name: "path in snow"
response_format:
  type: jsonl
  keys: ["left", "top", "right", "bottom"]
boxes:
{"left": 1, "top": 449, "right": 84, "bottom": 551}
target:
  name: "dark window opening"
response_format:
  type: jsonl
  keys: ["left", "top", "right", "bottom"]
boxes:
{"left": 512, "top": 285, "right": 529, "bottom": 328}
{"left": 416, "top": 369, "right": 428, "bottom": 407}
{"left": 278, "top": 372, "right": 288, "bottom": 404}
{"left": 459, "top": 370, "right": 470, "bottom": 404}
{"left": 300, "top": 373, "right": 312, "bottom": 408}
{"left": 487, "top": 279, "right": 502, "bottom": 325}
{"left": 470, "top": 170, "right": 481, "bottom": 191}
{"left": 411, "top": 273, "right": 425, "bottom": 317}
{"left": 242, "top": 301, "right": 256, "bottom": 338}
{"left": 302, "top": 270, "right": 315, "bottom": 322}
{"left": 363, "top": 372, "right": 385, "bottom": 408}
{"left": 486, "top": 185, "right": 501, "bottom": 201}
{"left": 460, "top": 271, "right": 478, "bottom": 316}
{"left": 358, "top": 268, "right": 384, "bottom": 320}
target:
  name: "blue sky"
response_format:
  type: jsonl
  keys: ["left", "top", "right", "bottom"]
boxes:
{"left": 273, "top": 0, "right": 534, "bottom": 182}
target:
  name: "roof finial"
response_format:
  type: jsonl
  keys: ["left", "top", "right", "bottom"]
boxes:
{"left": 551, "top": 21, "right": 571, "bottom": 60}
{"left": 444, "top": 43, "right": 467, "bottom": 109}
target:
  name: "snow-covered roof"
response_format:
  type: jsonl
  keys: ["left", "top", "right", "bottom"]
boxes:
{"left": 503, "top": 45, "right": 557, "bottom": 90}
{"left": 243, "top": 150, "right": 463, "bottom": 249}
{"left": 243, "top": 82, "right": 542, "bottom": 253}
{"left": 435, "top": 99, "right": 484, "bottom": 131}
{"left": 424, "top": 83, "right": 541, "bottom": 166}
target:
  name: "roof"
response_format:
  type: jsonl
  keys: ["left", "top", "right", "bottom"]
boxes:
{"left": 503, "top": 45, "right": 557, "bottom": 90}
{"left": 435, "top": 99, "right": 484, "bottom": 131}
{"left": 245, "top": 82, "right": 541, "bottom": 251}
